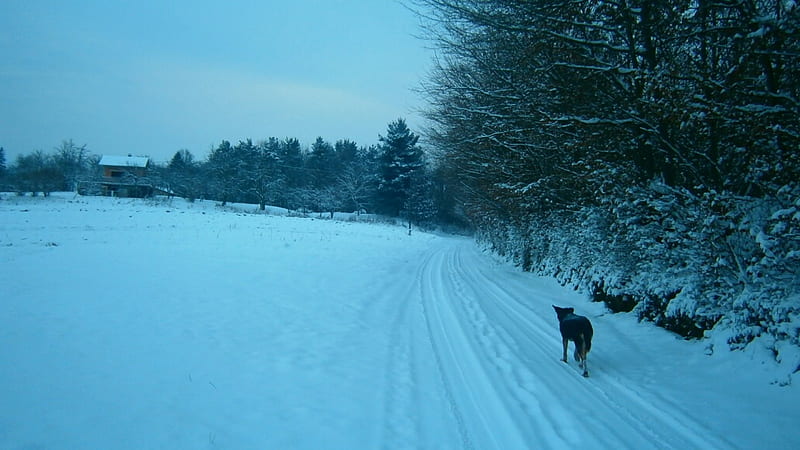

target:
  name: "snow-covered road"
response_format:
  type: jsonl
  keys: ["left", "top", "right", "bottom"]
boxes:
{"left": 405, "top": 240, "right": 734, "bottom": 449}
{"left": 1, "top": 194, "right": 798, "bottom": 449}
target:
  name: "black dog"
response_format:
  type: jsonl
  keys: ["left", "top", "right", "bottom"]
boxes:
{"left": 553, "top": 306, "right": 593, "bottom": 377}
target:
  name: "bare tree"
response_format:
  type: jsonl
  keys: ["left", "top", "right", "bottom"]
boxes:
{"left": 53, "top": 139, "right": 89, "bottom": 191}
{"left": 336, "top": 166, "right": 376, "bottom": 214}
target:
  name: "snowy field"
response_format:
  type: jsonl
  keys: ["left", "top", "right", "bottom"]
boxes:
{"left": 1, "top": 192, "right": 798, "bottom": 450}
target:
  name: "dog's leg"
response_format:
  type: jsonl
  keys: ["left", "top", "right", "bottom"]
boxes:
{"left": 582, "top": 351, "right": 589, "bottom": 377}
{"left": 574, "top": 333, "right": 584, "bottom": 363}
{"left": 561, "top": 337, "right": 569, "bottom": 363}
{"left": 577, "top": 334, "right": 589, "bottom": 377}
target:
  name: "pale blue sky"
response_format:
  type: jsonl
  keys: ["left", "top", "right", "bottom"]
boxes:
{"left": 1, "top": 0, "right": 431, "bottom": 162}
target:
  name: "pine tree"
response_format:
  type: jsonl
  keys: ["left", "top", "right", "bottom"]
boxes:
{"left": 0, "top": 147, "right": 6, "bottom": 179}
{"left": 206, "top": 140, "right": 239, "bottom": 205}
{"left": 167, "top": 149, "right": 200, "bottom": 201}
{"left": 249, "top": 140, "right": 283, "bottom": 210}
{"left": 334, "top": 139, "right": 359, "bottom": 168}
{"left": 169, "top": 149, "right": 194, "bottom": 171}
{"left": 377, "top": 118, "right": 424, "bottom": 216}
{"left": 307, "top": 137, "right": 337, "bottom": 189}
{"left": 405, "top": 168, "right": 438, "bottom": 230}
{"left": 278, "top": 138, "right": 306, "bottom": 189}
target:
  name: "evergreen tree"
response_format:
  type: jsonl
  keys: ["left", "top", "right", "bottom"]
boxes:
{"left": 0, "top": 147, "right": 6, "bottom": 180}
{"left": 249, "top": 140, "right": 283, "bottom": 210}
{"left": 169, "top": 149, "right": 194, "bottom": 171}
{"left": 167, "top": 149, "right": 200, "bottom": 200}
{"left": 335, "top": 143, "right": 380, "bottom": 213}
{"left": 377, "top": 118, "right": 424, "bottom": 216}
{"left": 206, "top": 140, "right": 239, "bottom": 205}
{"left": 334, "top": 139, "right": 359, "bottom": 168}
{"left": 233, "top": 138, "right": 265, "bottom": 205}
{"left": 404, "top": 168, "right": 438, "bottom": 230}
{"left": 278, "top": 138, "right": 306, "bottom": 189}
{"left": 306, "top": 137, "right": 337, "bottom": 189}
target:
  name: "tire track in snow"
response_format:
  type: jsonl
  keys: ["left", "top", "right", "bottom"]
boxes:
{"left": 449, "top": 244, "right": 668, "bottom": 448}
{"left": 418, "top": 241, "right": 537, "bottom": 449}
{"left": 416, "top": 246, "right": 477, "bottom": 450}
{"left": 361, "top": 244, "right": 468, "bottom": 450}
{"left": 447, "top": 240, "right": 736, "bottom": 449}
{"left": 437, "top": 242, "right": 582, "bottom": 449}
{"left": 367, "top": 237, "right": 735, "bottom": 449}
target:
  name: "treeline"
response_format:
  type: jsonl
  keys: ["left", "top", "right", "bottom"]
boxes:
{"left": 161, "top": 121, "right": 432, "bottom": 217}
{"left": 0, "top": 142, "right": 94, "bottom": 196}
{"left": 416, "top": 0, "right": 799, "bottom": 357}
{"left": 0, "top": 119, "right": 465, "bottom": 229}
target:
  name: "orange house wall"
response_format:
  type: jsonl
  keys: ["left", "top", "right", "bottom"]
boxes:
{"left": 102, "top": 166, "right": 147, "bottom": 177}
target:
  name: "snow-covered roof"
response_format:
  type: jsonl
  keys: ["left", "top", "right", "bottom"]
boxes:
{"left": 99, "top": 155, "right": 149, "bottom": 168}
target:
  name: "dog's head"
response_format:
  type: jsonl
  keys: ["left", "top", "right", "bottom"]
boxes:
{"left": 553, "top": 305, "right": 575, "bottom": 322}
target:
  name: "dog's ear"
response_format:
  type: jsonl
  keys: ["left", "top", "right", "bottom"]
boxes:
{"left": 566, "top": 307, "right": 575, "bottom": 314}
{"left": 553, "top": 306, "right": 572, "bottom": 318}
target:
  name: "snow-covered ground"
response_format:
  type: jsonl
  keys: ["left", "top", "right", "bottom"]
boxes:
{"left": 1, "top": 193, "right": 798, "bottom": 449}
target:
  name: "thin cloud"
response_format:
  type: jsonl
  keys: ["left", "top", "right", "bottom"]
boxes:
{"left": 131, "top": 59, "right": 402, "bottom": 151}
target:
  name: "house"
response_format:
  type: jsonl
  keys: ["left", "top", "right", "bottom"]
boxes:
{"left": 96, "top": 154, "right": 153, "bottom": 197}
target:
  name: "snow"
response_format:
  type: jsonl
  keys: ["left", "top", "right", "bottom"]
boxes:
{"left": 98, "top": 155, "right": 150, "bottom": 167}
{"left": 1, "top": 192, "right": 799, "bottom": 449}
